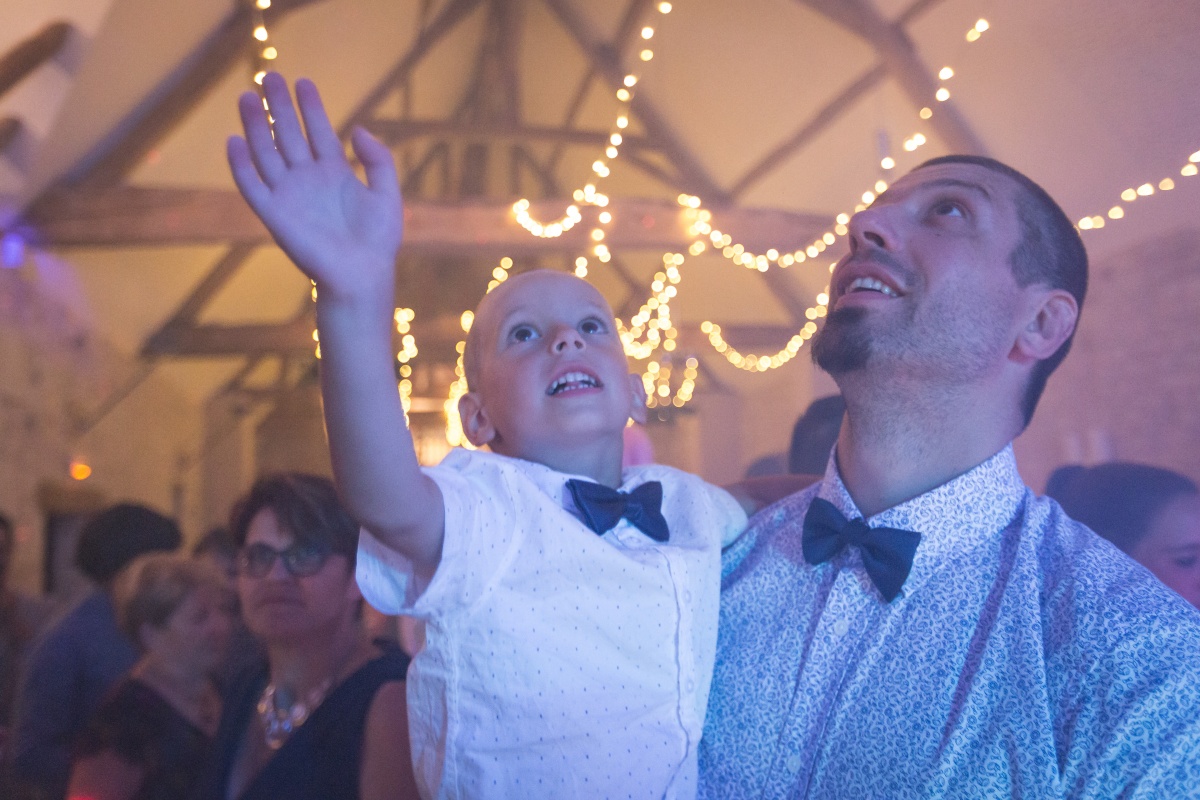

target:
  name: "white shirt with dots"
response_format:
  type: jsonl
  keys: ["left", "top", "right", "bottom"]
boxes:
{"left": 357, "top": 448, "right": 748, "bottom": 800}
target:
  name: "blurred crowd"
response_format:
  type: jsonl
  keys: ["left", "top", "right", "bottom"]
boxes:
{"left": 0, "top": 406, "right": 1195, "bottom": 800}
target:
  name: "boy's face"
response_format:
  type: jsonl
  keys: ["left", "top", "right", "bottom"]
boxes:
{"left": 461, "top": 271, "right": 645, "bottom": 469}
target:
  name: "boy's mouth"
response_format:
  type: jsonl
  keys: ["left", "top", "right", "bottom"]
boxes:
{"left": 547, "top": 371, "right": 602, "bottom": 395}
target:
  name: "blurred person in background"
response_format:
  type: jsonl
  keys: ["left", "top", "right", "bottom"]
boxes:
{"left": 1047, "top": 462, "right": 1200, "bottom": 609}
{"left": 0, "top": 512, "right": 53, "bottom": 774}
{"left": 9, "top": 503, "right": 180, "bottom": 800}
{"left": 196, "top": 473, "right": 415, "bottom": 800}
{"left": 67, "top": 553, "right": 232, "bottom": 800}
{"left": 191, "top": 528, "right": 264, "bottom": 689}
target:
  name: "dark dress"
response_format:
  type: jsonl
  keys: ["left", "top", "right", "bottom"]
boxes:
{"left": 198, "top": 649, "right": 408, "bottom": 800}
{"left": 73, "top": 677, "right": 213, "bottom": 800}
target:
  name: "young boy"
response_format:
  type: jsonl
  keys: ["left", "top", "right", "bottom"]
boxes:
{"left": 228, "top": 74, "right": 767, "bottom": 799}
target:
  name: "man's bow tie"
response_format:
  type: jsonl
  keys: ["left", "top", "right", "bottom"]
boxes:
{"left": 566, "top": 479, "right": 670, "bottom": 542}
{"left": 802, "top": 497, "right": 921, "bottom": 602}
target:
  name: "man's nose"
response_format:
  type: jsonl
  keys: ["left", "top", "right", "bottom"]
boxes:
{"left": 847, "top": 203, "right": 897, "bottom": 252}
{"left": 552, "top": 325, "right": 585, "bottom": 353}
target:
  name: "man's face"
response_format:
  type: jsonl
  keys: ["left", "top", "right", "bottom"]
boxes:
{"left": 464, "top": 271, "right": 641, "bottom": 463}
{"left": 813, "top": 162, "right": 1029, "bottom": 386}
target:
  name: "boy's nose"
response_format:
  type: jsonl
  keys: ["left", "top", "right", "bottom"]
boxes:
{"left": 552, "top": 326, "right": 585, "bottom": 352}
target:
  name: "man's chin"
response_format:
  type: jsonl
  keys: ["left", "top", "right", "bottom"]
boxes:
{"left": 812, "top": 307, "right": 872, "bottom": 374}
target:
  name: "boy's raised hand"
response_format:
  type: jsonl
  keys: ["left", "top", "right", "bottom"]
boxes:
{"left": 227, "top": 73, "right": 402, "bottom": 300}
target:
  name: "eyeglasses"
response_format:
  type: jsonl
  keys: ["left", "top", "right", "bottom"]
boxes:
{"left": 237, "top": 542, "right": 331, "bottom": 578}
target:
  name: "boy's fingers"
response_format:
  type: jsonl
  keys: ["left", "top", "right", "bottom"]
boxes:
{"left": 237, "top": 91, "right": 285, "bottom": 186}
{"left": 295, "top": 79, "right": 344, "bottom": 162}
{"left": 227, "top": 136, "right": 272, "bottom": 212}
{"left": 352, "top": 127, "right": 399, "bottom": 199}
{"left": 260, "top": 72, "right": 313, "bottom": 166}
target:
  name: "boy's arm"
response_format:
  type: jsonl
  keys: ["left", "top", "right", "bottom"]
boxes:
{"left": 724, "top": 473, "right": 820, "bottom": 516}
{"left": 227, "top": 74, "right": 443, "bottom": 569}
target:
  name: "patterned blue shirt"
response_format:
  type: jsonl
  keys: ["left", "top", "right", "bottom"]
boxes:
{"left": 700, "top": 445, "right": 1200, "bottom": 798}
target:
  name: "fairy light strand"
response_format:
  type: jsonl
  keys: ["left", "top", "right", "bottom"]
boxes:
{"left": 1076, "top": 150, "right": 1200, "bottom": 232}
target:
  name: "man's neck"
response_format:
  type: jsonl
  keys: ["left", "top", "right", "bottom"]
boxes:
{"left": 835, "top": 378, "right": 1021, "bottom": 518}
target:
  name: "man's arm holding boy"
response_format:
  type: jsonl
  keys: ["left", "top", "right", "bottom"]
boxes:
{"left": 227, "top": 74, "right": 443, "bottom": 569}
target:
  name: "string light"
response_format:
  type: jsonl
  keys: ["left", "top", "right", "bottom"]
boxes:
{"left": 510, "top": 2, "right": 675, "bottom": 264}
{"left": 617, "top": 254, "right": 683, "bottom": 361}
{"left": 1076, "top": 149, "right": 1198, "bottom": 233}
{"left": 643, "top": 356, "right": 699, "bottom": 410}
{"left": 444, "top": 257, "right": 518, "bottom": 447}
{"left": 250, "top": 0, "right": 278, "bottom": 87}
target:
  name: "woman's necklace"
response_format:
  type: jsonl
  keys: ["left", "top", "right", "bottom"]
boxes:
{"left": 256, "top": 678, "right": 333, "bottom": 750}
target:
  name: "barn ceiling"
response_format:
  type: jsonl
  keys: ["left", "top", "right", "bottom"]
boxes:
{"left": 2, "top": 0, "right": 1198, "bottom": 420}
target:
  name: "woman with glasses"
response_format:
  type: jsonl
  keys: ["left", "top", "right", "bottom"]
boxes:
{"left": 196, "top": 473, "right": 417, "bottom": 800}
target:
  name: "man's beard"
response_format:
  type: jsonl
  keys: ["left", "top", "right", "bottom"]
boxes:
{"left": 811, "top": 306, "right": 872, "bottom": 374}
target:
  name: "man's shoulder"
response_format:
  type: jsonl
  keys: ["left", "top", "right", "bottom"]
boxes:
{"left": 1028, "top": 493, "right": 1200, "bottom": 664}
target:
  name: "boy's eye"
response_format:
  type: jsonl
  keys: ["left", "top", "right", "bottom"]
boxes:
{"left": 1173, "top": 556, "right": 1197, "bottom": 569}
{"left": 580, "top": 318, "right": 606, "bottom": 335}
{"left": 510, "top": 325, "right": 538, "bottom": 342}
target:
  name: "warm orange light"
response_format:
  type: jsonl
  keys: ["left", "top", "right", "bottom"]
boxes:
{"left": 70, "top": 461, "right": 92, "bottom": 481}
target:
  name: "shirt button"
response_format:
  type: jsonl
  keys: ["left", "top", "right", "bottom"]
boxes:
{"left": 686, "top": 679, "right": 695, "bottom": 692}
{"left": 832, "top": 618, "right": 850, "bottom": 637}
{"left": 785, "top": 753, "right": 803, "bottom": 773}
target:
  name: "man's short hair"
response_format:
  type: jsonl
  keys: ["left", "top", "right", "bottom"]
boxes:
{"left": 916, "top": 155, "right": 1088, "bottom": 426}
{"left": 75, "top": 503, "right": 182, "bottom": 584}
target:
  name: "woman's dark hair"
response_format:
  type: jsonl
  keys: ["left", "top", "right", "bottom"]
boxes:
{"left": 229, "top": 473, "right": 359, "bottom": 566}
{"left": 1046, "top": 462, "right": 1199, "bottom": 553}
{"left": 75, "top": 503, "right": 181, "bottom": 584}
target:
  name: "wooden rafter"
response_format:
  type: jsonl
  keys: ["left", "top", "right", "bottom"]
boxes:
{"left": 26, "top": 186, "right": 829, "bottom": 255}
{"left": 547, "top": 0, "right": 654, "bottom": 172}
{"left": 143, "top": 0, "right": 484, "bottom": 372}
{"left": 542, "top": 0, "right": 730, "bottom": 204}
{"left": 798, "top": 0, "right": 986, "bottom": 155}
{"left": 147, "top": 316, "right": 805, "bottom": 358}
{"left": 0, "top": 21, "right": 74, "bottom": 100}
{"left": 730, "top": 65, "right": 887, "bottom": 200}
{"left": 365, "top": 118, "right": 655, "bottom": 153}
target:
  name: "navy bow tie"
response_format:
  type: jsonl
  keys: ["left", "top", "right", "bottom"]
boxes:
{"left": 566, "top": 479, "right": 670, "bottom": 542}
{"left": 802, "top": 497, "right": 921, "bottom": 602}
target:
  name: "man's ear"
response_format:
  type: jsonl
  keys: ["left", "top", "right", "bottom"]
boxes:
{"left": 458, "top": 392, "right": 496, "bottom": 447}
{"left": 627, "top": 373, "right": 648, "bottom": 425}
{"left": 1012, "top": 288, "right": 1078, "bottom": 364}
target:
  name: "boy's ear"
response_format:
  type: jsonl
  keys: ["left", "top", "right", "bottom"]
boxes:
{"left": 1011, "top": 287, "right": 1078, "bottom": 364}
{"left": 458, "top": 392, "right": 496, "bottom": 447}
{"left": 627, "top": 373, "right": 648, "bottom": 425}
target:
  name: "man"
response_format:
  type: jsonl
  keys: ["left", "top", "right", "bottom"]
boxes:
{"left": 699, "top": 156, "right": 1200, "bottom": 797}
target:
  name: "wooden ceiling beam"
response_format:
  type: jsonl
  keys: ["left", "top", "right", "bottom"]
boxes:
{"left": 0, "top": 21, "right": 74, "bottom": 100}
{"left": 59, "top": 0, "right": 323, "bottom": 190}
{"left": 542, "top": 0, "right": 730, "bottom": 204}
{"left": 148, "top": 316, "right": 806, "bottom": 358}
{"left": 365, "top": 118, "right": 655, "bottom": 153}
{"left": 797, "top": 0, "right": 986, "bottom": 155}
{"left": 26, "top": 187, "right": 830, "bottom": 255}
{"left": 730, "top": 64, "right": 887, "bottom": 200}
{"left": 338, "top": 0, "right": 484, "bottom": 136}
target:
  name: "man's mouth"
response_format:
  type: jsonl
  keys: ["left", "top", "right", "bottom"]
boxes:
{"left": 845, "top": 276, "right": 900, "bottom": 297}
{"left": 547, "top": 371, "right": 602, "bottom": 395}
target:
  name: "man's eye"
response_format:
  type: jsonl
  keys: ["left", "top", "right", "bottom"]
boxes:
{"left": 511, "top": 325, "right": 538, "bottom": 342}
{"left": 580, "top": 318, "right": 606, "bottom": 334}
{"left": 1173, "top": 556, "right": 1197, "bottom": 569}
{"left": 932, "top": 200, "right": 966, "bottom": 217}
